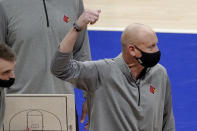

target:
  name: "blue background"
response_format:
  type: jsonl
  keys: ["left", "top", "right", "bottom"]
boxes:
{"left": 75, "top": 30, "right": 197, "bottom": 131}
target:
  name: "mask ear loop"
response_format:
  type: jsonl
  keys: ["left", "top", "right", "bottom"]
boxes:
{"left": 134, "top": 45, "right": 144, "bottom": 53}
{"left": 132, "top": 45, "right": 143, "bottom": 64}
{"left": 132, "top": 45, "right": 148, "bottom": 78}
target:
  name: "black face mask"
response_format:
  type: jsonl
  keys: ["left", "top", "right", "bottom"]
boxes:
{"left": 134, "top": 46, "right": 161, "bottom": 67}
{"left": 0, "top": 78, "right": 15, "bottom": 88}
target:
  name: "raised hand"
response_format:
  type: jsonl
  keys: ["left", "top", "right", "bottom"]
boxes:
{"left": 76, "top": 9, "right": 101, "bottom": 30}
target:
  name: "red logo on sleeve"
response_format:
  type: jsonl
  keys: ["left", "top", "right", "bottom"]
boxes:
{"left": 150, "top": 85, "right": 156, "bottom": 94}
{"left": 63, "top": 15, "right": 70, "bottom": 23}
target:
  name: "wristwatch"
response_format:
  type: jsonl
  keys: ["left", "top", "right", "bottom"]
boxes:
{"left": 73, "top": 22, "right": 81, "bottom": 32}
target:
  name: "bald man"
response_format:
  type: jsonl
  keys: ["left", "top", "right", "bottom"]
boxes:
{"left": 50, "top": 9, "right": 175, "bottom": 131}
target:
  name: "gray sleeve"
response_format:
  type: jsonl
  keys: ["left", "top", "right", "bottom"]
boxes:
{"left": 73, "top": 0, "right": 91, "bottom": 62}
{"left": 73, "top": 29, "right": 91, "bottom": 61}
{"left": 51, "top": 51, "right": 100, "bottom": 93}
{"left": 0, "top": 89, "right": 6, "bottom": 129}
{"left": 73, "top": 0, "right": 91, "bottom": 97}
{"left": 162, "top": 76, "right": 175, "bottom": 131}
{"left": 0, "top": 3, "right": 8, "bottom": 42}
{"left": 74, "top": 28, "right": 91, "bottom": 97}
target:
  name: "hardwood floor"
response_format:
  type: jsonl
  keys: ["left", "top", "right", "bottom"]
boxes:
{"left": 84, "top": 0, "right": 197, "bottom": 33}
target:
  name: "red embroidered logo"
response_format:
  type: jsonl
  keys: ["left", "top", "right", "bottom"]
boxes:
{"left": 63, "top": 15, "right": 70, "bottom": 23}
{"left": 150, "top": 85, "right": 156, "bottom": 94}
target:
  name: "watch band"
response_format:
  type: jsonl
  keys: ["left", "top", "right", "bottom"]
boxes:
{"left": 73, "top": 22, "right": 81, "bottom": 32}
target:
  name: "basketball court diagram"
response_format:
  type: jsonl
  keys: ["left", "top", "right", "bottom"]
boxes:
{"left": 2, "top": 94, "right": 76, "bottom": 131}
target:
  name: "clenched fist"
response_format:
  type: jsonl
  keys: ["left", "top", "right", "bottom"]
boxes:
{"left": 76, "top": 9, "right": 101, "bottom": 30}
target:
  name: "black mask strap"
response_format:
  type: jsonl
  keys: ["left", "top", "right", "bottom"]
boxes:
{"left": 134, "top": 45, "right": 144, "bottom": 53}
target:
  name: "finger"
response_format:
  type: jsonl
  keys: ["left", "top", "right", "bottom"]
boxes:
{"left": 84, "top": 122, "right": 89, "bottom": 130}
{"left": 89, "top": 13, "right": 100, "bottom": 24}
{"left": 80, "top": 103, "right": 88, "bottom": 123}
{"left": 26, "top": 128, "right": 31, "bottom": 131}
{"left": 80, "top": 111, "right": 87, "bottom": 123}
{"left": 89, "top": 16, "right": 98, "bottom": 24}
{"left": 90, "top": 17, "right": 99, "bottom": 25}
{"left": 98, "top": 9, "right": 101, "bottom": 13}
{"left": 83, "top": 15, "right": 95, "bottom": 25}
{"left": 90, "top": 20, "right": 97, "bottom": 25}
{"left": 86, "top": 9, "right": 100, "bottom": 18}
{"left": 88, "top": 14, "right": 98, "bottom": 22}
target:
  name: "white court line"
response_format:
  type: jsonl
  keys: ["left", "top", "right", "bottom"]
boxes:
{"left": 88, "top": 27, "right": 197, "bottom": 34}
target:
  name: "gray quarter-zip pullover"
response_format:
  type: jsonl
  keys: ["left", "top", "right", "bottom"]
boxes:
{"left": 0, "top": 0, "right": 91, "bottom": 94}
{"left": 51, "top": 51, "right": 175, "bottom": 131}
{"left": 0, "top": 88, "right": 5, "bottom": 129}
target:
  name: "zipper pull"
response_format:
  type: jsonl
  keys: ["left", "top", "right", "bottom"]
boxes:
{"left": 136, "top": 79, "right": 141, "bottom": 106}
{"left": 136, "top": 79, "right": 140, "bottom": 87}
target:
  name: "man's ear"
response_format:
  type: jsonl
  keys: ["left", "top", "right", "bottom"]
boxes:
{"left": 128, "top": 44, "right": 136, "bottom": 56}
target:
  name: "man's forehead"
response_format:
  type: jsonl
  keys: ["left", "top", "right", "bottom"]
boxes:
{"left": 125, "top": 24, "right": 156, "bottom": 43}
{"left": 0, "top": 58, "right": 15, "bottom": 72}
{"left": 137, "top": 28, "right": 157, "bottom": 42}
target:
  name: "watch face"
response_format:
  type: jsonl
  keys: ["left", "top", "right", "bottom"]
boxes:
{"left": 73, "top": 22, "right": 81, "bottom": 32}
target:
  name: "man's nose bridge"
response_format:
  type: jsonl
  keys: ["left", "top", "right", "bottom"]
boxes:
{"left": 10, "top": 71, "right": 15, "bottom": 78}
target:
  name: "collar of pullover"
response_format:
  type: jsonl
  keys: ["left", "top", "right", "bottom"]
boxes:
{"left": 113, "top": 54, "right": 136, "bottom": 84}
{"left": 113, "top": 54, "right": 149, "bottom": 83}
